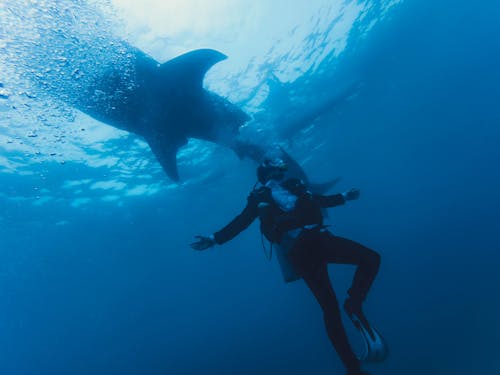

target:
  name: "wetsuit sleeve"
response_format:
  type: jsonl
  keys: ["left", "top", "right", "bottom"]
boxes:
{"left": 212, "top": 195, "right": 259, "bottom": 245}
{"left": 313, "top": 193, "right": 346, "bottom": 208}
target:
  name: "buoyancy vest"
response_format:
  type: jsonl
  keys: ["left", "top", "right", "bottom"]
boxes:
{"left": 250, "top": 178, "right": 323, "bottom": 243}
{"left": 266, "top": 180, "right": 298, "bottom": 212}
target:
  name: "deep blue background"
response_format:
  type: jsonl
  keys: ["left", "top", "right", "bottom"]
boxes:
{"left": 0, "top": 1, "right": 499, "bottom": 374}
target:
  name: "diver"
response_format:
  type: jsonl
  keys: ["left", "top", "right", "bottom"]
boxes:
{"left": 190, "top": 158, "right": 382, "bottom": 375}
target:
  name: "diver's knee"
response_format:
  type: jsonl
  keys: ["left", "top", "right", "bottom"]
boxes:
{"left": 366, "top": 250, "right": 381, "bottom": 268}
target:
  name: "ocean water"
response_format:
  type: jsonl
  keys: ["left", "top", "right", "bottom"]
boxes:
{"left": 0, "top": 1, "right": 499, "bottom": 374}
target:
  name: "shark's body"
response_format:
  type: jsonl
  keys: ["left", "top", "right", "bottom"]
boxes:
{"left": 75, "top": 48, "right": 249, "bottom": 181}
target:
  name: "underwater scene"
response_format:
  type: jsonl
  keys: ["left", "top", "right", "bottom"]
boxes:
{"left": 0, "top": 0, "right": 499, "bottom": 374}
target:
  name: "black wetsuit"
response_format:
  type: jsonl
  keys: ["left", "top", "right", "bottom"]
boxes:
{"left": 212, "top": 179, "right": 380, "bottom": 373}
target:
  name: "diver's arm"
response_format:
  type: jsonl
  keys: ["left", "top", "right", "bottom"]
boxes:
{"left": 315, "top": 188, "right": 360, "bottom": 208}
{"left": 212, "top": 200, "right": 259, "bottom": 244}
{"left": 315, "top": 193, "right": 346, "bottom": 208}
{"left": 190, "top": 201, "right": 258, "bottom": 251}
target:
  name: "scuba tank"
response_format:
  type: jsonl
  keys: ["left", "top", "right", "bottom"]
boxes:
{"left": 255, "top": 178, "right": 320, "bottom": 283}
{"left": 275, "top": 228, "right": 303, "bottom": 283}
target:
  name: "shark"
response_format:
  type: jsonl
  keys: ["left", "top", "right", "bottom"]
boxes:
{"left": 74, "top": 48, "right": 251, "bottom": 181}
{"left": 71, "top": 47, "right": 349, "bottom": 192}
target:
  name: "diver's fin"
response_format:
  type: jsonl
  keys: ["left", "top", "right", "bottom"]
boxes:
{"left": 361, "top": 324, "right": 389, "bottom": 363}
{"left": 145, "top": 135, "right": 188, "bottom": 182}
{"left": 347, "top": 311, "right": 389, "bottom": 363}
{"left": 159, "top": 49, "right": 227, "bottom": 91}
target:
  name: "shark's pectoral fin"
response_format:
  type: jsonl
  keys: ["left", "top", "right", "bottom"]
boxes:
{"left": 159, "top": 49, "right": 227, "bottom": 91}
{"left": 146, "top": 136, "right": 187, "bottom": 182}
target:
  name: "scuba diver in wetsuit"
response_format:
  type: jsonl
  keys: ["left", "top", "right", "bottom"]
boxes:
{"left": 190, "top": 158, "right": 381, "bottom": 375}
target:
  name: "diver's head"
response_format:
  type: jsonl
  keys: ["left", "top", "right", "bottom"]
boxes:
{"left": 257, "top": 158, "right": 288, "bottom": 184}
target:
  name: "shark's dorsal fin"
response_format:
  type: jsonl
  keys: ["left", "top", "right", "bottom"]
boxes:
{"left": 159, "top": 49, "right": 227, "bottom": 90}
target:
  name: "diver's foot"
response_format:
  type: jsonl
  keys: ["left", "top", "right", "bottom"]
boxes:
{"left": 344, "top": 297, "right": 368, "bottom": 327}
{"left": 344, "top": 296, "right": 363, "bottom": 317}
{"left": 344, "top": 297, "right": 374, "bottom": 340}
{"left": 345, "top": 297, "right": 389, "bottom": 363}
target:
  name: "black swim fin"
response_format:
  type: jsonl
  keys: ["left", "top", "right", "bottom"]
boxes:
{"left": 345, "top": 302, "right": 389, "bottom": 363}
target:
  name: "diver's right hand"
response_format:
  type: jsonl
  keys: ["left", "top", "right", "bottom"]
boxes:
{"left": 342, "top": 188, "right": 360, "bottom": 201}
{"left": 190, "top": 235, "right": 216, "bottom": 251}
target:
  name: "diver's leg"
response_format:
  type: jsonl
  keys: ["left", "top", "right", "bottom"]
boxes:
{"left": 300, "top": 263, "right": 362, "bottom": 374}
{"left": 319, "top": 233, "right": 381, "bottom": 304}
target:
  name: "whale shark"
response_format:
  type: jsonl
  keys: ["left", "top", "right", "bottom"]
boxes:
{"left": 74, "top": 48, "right": 250, "bottom": 181}
{"left": 71, "top": 47, "right": 348, "bottom": 190}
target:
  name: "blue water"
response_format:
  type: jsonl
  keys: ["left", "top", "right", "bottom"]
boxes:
{"left": 1, "top": 1, "right": 499, "bottom": 374}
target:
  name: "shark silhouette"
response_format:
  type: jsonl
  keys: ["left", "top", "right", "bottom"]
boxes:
{"left": 73, "top": 47, "right": 347, "bottom": 191}
{"left": 75, "top": 48, "right": 250, "bottom": 181}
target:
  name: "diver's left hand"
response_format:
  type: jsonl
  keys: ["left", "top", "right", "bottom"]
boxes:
{"left": 342, "top": 188, "right": 360, "bottom": 201}
{"left": 190, "top": 235, "right": 216, "bottom": 251}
